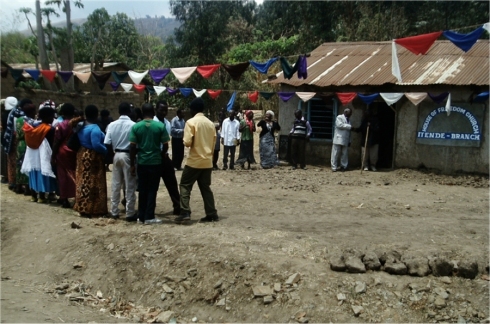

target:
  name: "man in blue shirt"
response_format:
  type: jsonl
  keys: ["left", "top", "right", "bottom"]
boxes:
{"left": 170, "top": 108, "right": 185, "bottom": 170}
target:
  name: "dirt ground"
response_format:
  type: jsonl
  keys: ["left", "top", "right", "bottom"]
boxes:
{"left": 1, "top": 118, "right": 489, "bottom": 323}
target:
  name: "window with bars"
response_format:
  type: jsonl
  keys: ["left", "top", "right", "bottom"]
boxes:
{"left": 298, "top": 98, "right": 338, "bottom": 140}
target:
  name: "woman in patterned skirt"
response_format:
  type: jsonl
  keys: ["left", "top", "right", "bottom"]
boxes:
{"left": 257, "top": 110, "right": 281, "bottom": 169}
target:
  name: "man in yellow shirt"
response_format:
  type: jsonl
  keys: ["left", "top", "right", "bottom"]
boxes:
{"left": 175, "top": 98, "right": 219, "bottom": 224}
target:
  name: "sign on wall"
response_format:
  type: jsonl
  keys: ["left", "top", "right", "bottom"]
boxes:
{"left": 416, "top": 103, "right": 485, "bottom": 147}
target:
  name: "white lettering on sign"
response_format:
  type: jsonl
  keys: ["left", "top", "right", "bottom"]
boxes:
{"left": 418, "top": 106, "right": 480, "bottom": 141}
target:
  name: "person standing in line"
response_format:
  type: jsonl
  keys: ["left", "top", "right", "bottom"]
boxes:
{"left": 220, "top": 109, "right": 240, "bottom": 170}
{"left": 1, "top": 99, "right": 9, "bottom": 184}
{"left": 14, "top": 99, "right": 35, "bottom": 195}
{"left": 218, "top": 107, "right": 227, "bottom": 129}
{"left": 359, "top": 108, "right": 380, "bottom": 172}
{"left": 257, "top": 110, "right": 281, "bottom": 169}
{"left": 154, "top": 101, "right": 181, "bottom": 215}
{"left": 130, "top": 103, "right": 170, "bottom": 224}
{"left": 331, "top": 108, "right": 358, "bottom": 172}
{"left": 170, "top": 108, "right": 185, "bottom": 170}
{"left": 104, "top": 102, "right": 137, "bottom": 220}
{"left": 236, "top": 110, "right": 256, "bottom": 170}
{"left": 98, "top": 109, "right": 114, "bottom": 172}
{"left": 3, "top": 96, "right": 19, "bottom": 190}
{"left": 175, "top": 98, "right": 219, "bottom": 224}
{"left": 289, "top": 109, "right": 312, "bottom": 170}
{"left": 213, "top": 123, "right": 221, "bottom": 170}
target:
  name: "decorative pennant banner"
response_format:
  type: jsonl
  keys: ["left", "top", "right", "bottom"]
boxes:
{"left": 336, "top": 92, "right": 357, "bottom": 106}
{"left": 357, "top": 93, "right": 379, "bottom": 105}
{"left": 473, "top": 91, "right": 489, "bottom": 103}
{"left": 227, "top": 91, "right": 237, "bottom": 111}
{"left": 428, "top": 92, "right": 449, "bottom": 104}
{"left": 112, "top": 71, "right": 128, "bottom": 84}
{"left": 222, "top": 62, "right": 250, "bottom": 81}
{"left": 171, "top": 67, "right": 197, "bottom": 84}
{"left": 120, "top": 83, "right": 133, "bottom": 92}
{"left": 74, "top": 71, "right": 91, "bottom": 83}
{"left": 146, "top": 85, "right": 156, "bottom": 95}
{"left": 207, "top": 89, "right": 222, "bottom": 99}
{"left": 57, "top": 71, "right": 73, "bottom": 83}
{"left": 167, "top": 87, "right": 179, "bottom": 96}
{"left": 405, "top": 93, "right": 427, "bottom": 106}
{"left": 10, "top": 68, "right": 24, "bottom": 81}
{"left": 109, "top": 82, "right": 119, "bottom": 91}
{"left": 41, "top": 70, "right": 57, "bottom": 82}
{"left": 248, "top": 91, "right": 259, "bottom": 103}
{"left": 380, "top": 93, "right": 404, "bottom": 106}
{"left": 133, "top": 84, "right": 146, "bottom": 93}
{"left": 196, "top": 64, "right": 220, "bottom": 78}
{"left": 128, "top": 70, "right": 148, "bottom": 85}
{"left": 249, "top": 57, "right": 278, "bottom": 74}
{"left": 25, "top": 69, "right": 41, "bottom": 80}
{"left": 280, "top": 56, "right": 299, "bottom": 79}
{"left": 92, "top": 71, "right": 111, "bottom": 90}
{"left": 394, "top": 31, "right": 443, "bottom": 55}
{"left": 192, "top": 89, "right": 207, "bottom": 97}
{"left": 443, "top": 26, "right": 485, "bottom": 52}
{"left": 445, "top": 93, "right": 452, "bottom": 116}
{"left": 297, "top": 55, "right": 308, "bottom": 79}
{"left": 259, "top": 92, "right": 275, "bottom": 100}
{"left": 296, "top": 92, "right": 316, "bottom": 102}
{"left": 483, "top": 22, "right": 490, "bottom": 33}
{"left": 179, "top": 88, "right": 192, "bottom": 97}
{"left": 392, "top": 41, "right": 402, "bottom": 83}
{"left": 154, "top": 86, "right": 167, "bottom": 96}
{"left": 149, "top": 69, "right": 170, "bottom": 84}
{"left": 278, "top": 92, "right": 295, "bottom": 102}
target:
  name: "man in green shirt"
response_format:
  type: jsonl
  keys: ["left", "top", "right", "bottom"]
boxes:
{"left": 129, "top": 103, "right": 170, "bottom": 225}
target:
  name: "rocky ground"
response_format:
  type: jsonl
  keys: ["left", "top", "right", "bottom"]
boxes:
{"left": 1, "top": 124, "right": 489, "bottom": 323}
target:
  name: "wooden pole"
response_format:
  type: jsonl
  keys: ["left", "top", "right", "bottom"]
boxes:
{"left": 361, "top": 125, "right": 370, "bottom": 174}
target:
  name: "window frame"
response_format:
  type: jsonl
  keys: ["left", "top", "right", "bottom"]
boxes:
{"left": 297, "top": 97, "right": 338, "bottom": 142}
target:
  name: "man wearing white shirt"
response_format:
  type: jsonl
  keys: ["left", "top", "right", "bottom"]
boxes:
{"left": 104, "top": 102, "right": 137, "bottom": 220}
{"left": 220, "top": 109, "right": 240, "bottom": 170}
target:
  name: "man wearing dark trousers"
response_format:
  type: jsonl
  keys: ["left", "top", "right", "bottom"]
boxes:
{"left": 175, "top": 98, "right": 219, "bottom": 224}
{"left": 129, "top": 103, "right": 170, "bottom": 225}
{"left": 155, "top": 101, "right": 181, "bottom": 215}
{"left": 289, "top": 109, "right": 312, "bottom": 170}
{"left": 170, "top": 108, "right": 185, "bottom": 170}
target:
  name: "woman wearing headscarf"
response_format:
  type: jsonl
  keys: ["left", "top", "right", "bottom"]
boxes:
{"left": 20, "top": 102, "right": 57, "bottom": 203}
{"left": 72, "top": 105, "right": 108, "bottom": 217}
{"left": 257, "top": 110, "right": 281, "bottom": 169}
{"left": 15, "top": 100, "right": 37, "bottom": 195}
{"left": 236, "top": 110, "right": 256, "bottom": 170}
{"left": 51, "top": 103, "right": 77, "bottom": 208}
{"left": 3, "top": 96, "right": 19, "bottom": 190}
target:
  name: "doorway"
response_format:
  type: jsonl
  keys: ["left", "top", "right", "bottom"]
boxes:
{"left": 370, "top": 102, "right": 396, "bottom": 168}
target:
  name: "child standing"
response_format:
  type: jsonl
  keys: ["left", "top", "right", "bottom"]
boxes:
{"left": 213, "top": 123, "right": 220, "bottom": 170}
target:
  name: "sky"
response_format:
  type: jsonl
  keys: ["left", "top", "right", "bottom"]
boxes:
{"left": 1, "top": 0, "right": 263, "bottom": 32}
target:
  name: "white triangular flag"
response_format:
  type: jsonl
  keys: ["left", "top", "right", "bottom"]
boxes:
{"left": 192, "top": 88, "right": 207, "bottom": 97}
{"left": 154, "top": 86, "right": 167, "bottom": 96}
{"left": 128, "top": 70, "right": 148, "bottom": 85}
{"left": 171, "top": 67, "right": 197, "bottom": 84}
{"left": 392, "top": 41, "right": 402, "bottom": 83}
{"left": 380, "top": 93, "right": 404, "bottom": 106}
{"left": 483, "top": 22, "right": 490, "bottom": 33}
{"left": 405, "top": 93, "right": 427, "bottom": 106}
{"left": 295, "top": 92, "right": 316, "bottom": 102}
{"left": 120, "top": 83, "right": 133, "bottom": 92}
{"left": 445, "top": 93, "right": 452, "bottom": 116}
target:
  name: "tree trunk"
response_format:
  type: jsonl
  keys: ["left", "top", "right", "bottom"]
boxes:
{"left": 36, "top": 0, "right": 49, "bottom": 70}
{"left": 64, "top": 0, "right": 75, "bottom": 92}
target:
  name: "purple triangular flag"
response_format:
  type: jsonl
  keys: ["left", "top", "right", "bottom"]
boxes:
{"left": 278, "top": 92, "right": 295, "bottom": 102}
{"left": 149, "top": 69, "right": 170, "bottom": 84}
{"left": 167, "top": 87, "right": 179, "bottom": 96}
{"left": 110, "top": 82, "right": 119, "bottom": 91}
{"left": 57, "top": 71, "right": 73, "bottom": 83}
{"left": 428, "top": 92, "right": 449, "bottom": 104}
{"left": 297, "top": 55, "right": 308, "bottom": 79}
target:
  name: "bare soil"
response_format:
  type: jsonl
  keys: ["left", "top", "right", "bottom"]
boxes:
{"left": 1, "top": 122, "right": 489, "bottom": 323}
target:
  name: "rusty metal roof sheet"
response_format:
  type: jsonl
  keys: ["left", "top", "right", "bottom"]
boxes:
{"left": 269, "top": 40, "right": 489, "bottom": 87}
{"left": 7, "top": 62, "right": 129, "bottom": 78}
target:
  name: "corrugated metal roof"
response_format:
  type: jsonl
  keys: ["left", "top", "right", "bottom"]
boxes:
{"left": 269, "top": 40, "right": 489, "bottom": 87}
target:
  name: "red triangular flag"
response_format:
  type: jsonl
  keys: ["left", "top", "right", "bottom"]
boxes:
{"left": 40, "top": 70, "right": 57, "bottom": 82}
{"left": 133, "top": 84, "right": 146, "bottom": 93}
{"left": 394, "top": 31, "right": 443, "bottom": 55}
{"left": 196, "top": 64, "right": 220, "bottom": 79}
{"left": 248, "top": 91, "right": 259, "bottom": 103}
{"left": 207, "top": 89, "right": 222, "bottom": 99}
{"left": 336, "top": 92, "right": 357, "bottom": 106}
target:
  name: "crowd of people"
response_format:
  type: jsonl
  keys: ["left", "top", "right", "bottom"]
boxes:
{"left": 1, "top": 95, "right": 378, "bottom": 222}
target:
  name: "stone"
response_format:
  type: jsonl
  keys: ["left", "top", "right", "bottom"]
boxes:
{"left": 362, "top": 251, "right": 381, "bottom": 271}
{"left": 253, "top": 286, "right": 273, "bottom": 297}
{"left": 187, "top": 268, "right": 197, "bottom": 277}
{"left": 216, "top": 298, "right": 226, "bottom": 306}
{"left": 434, "top": 296, "right": 446, "bottom": 309}
{"left": 107, "top": 243, "right": 114, "bottom": 250}
{"left": 456, "top": 260, "right": 478, "bottom": 279}
{"left": 337, "top": 293, "right": 346, "bottom": 301}
{"left": 355, "top": 281, "right": 366, "bottom": 294}
{"left": 192, "top": 317, "right": 197, "bottom": 322}
{"left": 160, "top": 293, "right": 167, "bottom": 301}
{"left": 441, "top": 276, "right": 452, "bottom": 284}
{"left": 384, "top": 261, "right": 407, "bottom": 275}
{"left": 351, "top": 305, "right": 364, "bottom": 316}
{"left": 458, "top": 315, "right": 467, "bottom": 323}
{"left": 329, "top": 255, "right": 346, "bottom": 272}
{"left": 263, "top": 295, "right": 274, "bottom": 304}
{"left": 428, "top": 311, "right": 436, "bottom": 318}
{"left": 345, "top": 257, "right": 366, "bottom": 273}
{"left": 379, "top": 250, "right": 402, "bottom": 265}
{"left": 73, "top": 261, "right": 84, "bottom": 269}
{"left": 434, "top": 287, "right": 449, "bottom": 299}
{"left": 274, "top": 283, "right": 281, "bottom": 292}
{"left": 285, "top": 273, "right": 301, "bottom": 285}
{"left": 298, "top": 317, "right": 309, "bottom": 323}
{"left": 155, "top": 311, "right": 174, "bottom": 323}
{"left": 162, "top": 284, "right": 173, "bottom": 294}
{"left": 404, "top": 257, "right": 431, "bottom": 277}
{"left": 214, "top": 280, "right": 223, "bottom": 289}
{"left": 429, "top": 257, "right": 454, "bottom": 277}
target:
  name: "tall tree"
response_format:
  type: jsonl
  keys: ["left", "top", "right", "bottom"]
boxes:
{"left": 35, "top": 0, "right": 49, "bottom": 69}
